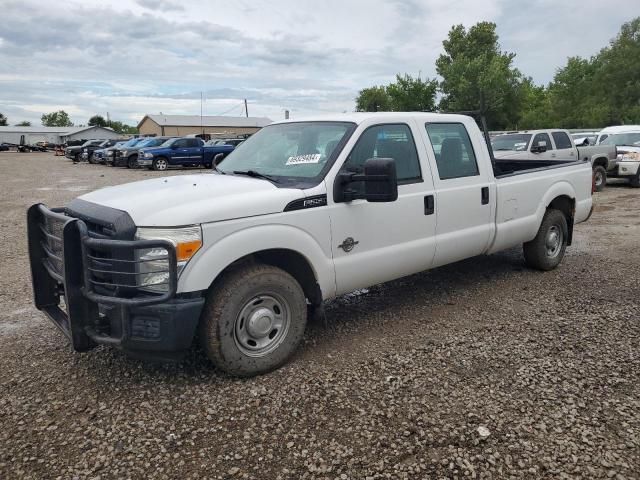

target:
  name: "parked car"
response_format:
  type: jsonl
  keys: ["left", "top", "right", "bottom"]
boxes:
{"left": 600, "top": 131, "right": 640, "bottom": 187}
{"left": 65, "top": 140, "right": 105, "bottom": 162}
{"left": 492, "top": 129, "right": 616, "bottom": 191}
{"left": 27, "top": 112, "right": 593, "bottom": 376}
{"left": 94, "top": 141, "right": 127, "bottom": 164}
{"left": 109, "top": 137, "right": 149, "bottom": 167}
{"left": 0, "top": 143, "right": 11, "bottom": 151}
{"left": 113, "top": 137, "right": 178, "bottom": 168}
{"left": 595, "top": 125, "right": 640, "bottom": 145}
{"left": 81, "top": 139, "right": 126, "bottom": 164}
{"left": 137, "top": 137, "right": 235, "bottom": 170}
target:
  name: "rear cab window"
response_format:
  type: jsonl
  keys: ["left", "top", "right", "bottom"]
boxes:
{"left": 424, "top": 123, "right": 479, "bottom": 180}
{"left": 552, "top": 131, "right": 573, "bottom": 150}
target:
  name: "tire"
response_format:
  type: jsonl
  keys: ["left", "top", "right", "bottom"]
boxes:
{"left": 152, "top": 157, "right": 168, "bottom": 171}
{"left": 74, "top": 153, "right": 80, "bottom": 163}
{"left": 127, "top": 154, "right": 138, "bottom": 169}
{"left": 199, "top": 263, "right": 307, "bottom": 377}
{"left": 630, "top": 169, "right": 640, "bottom": 188}
{"left": 593, "top": 165, "right": 607, "bottom": 192}
{"left": 88, "top": 153, "right": 96, "bottom": 164}
{"left": 523, "top": 209, "right": 568, "bottom": 271}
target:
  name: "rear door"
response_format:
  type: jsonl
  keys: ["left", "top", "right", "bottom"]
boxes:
{"left": 188, "top": 138, "right": 204, "bottom": 164}
{"left": 551, "top": 131, "right": 577, "bottom": 160}
{"left": 421, "top": 121, "right": 495, "bottom": 267}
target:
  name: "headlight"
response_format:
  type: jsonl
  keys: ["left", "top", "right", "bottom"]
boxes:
{"left": 135, "top": 226, "right": 202, "bottom": 293}
{"left": 83, "top": 148, "right": 88, "bottom": 152}
{"left": 107, "top": 151, "right": 114, "bottom": 156}
{"left": 144, "top": 152, "right": 154, "bottom": 158}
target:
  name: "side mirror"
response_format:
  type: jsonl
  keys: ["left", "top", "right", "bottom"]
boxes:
{"left": 335, "top": 158, "right": 398, "bottom": 203}
{"left": 531, "top": 141, "right": 547, "bottom": 153}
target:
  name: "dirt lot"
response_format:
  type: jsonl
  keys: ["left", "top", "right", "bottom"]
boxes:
{"left": 0, "top": 152, "right": 638, "bottom": 479}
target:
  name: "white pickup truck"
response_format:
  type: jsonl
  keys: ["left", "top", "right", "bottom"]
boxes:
{"left": 492, "top": 129, "right": 617, "bottom": 191}
{"left": 28, "top": 113, "right": 593, "bottom": 376}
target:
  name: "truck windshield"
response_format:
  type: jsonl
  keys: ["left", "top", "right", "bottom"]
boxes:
{"left": 218, "top": 122, "right": 354, "bottom": 184}
{"left": 602, "top": 132, "right": 640, "bottom": 147}
{"left": 491, "top": 134, "right": 532, "bottom": 151}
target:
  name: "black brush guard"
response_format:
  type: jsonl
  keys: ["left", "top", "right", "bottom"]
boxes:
{"left": 27, "top": 203, "right": 178, "bottom": 351}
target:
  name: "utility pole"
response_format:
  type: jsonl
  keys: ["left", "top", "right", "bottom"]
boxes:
{"left": 200, "top": 92, "right": 204, "bottom": 135}
{"left": 244, "top": 98, "right": 249, "bottom": 118}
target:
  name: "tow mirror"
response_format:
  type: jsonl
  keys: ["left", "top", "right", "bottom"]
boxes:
{"left": 335, "top": 158, "right": 398, "bottom": 203}
{"left": 532, "top": 141, "right": 547, "bottom": 153}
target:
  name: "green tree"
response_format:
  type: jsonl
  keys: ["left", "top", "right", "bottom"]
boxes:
{"left": 41, "top": 110, "right": 73, "bottom": 127}
{"left": 105, "top": 120, "right": 137, "bottom": 135}
{"left": 436, "top": 22, "right": 525, "bottom": 129}
{"left": 0, "top": 113, "right": 7, "bottom": 126}
{"left": 517, "top": 78, "right": 552, "bottom": 129}
{"left": 88, "top": 115, "right": 107, "bottom": 127}
{"left": 386, "top": 74, "right": 438, "bottom": 112}
{"left": 15, "top": 120, "right": 32, "bottom": 126}
{"left": 592, "top": 17, "right": 640, "bottom": 124}
{"left": 355, "top": 86, "right": 391, "bottom": 112}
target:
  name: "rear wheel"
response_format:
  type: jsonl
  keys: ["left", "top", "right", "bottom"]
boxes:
{"left": 199, "top": 264, "right": 307, "bottom": 377}
{"left": 127, "top": 154, "right": 138, "bottom": 169}
{"left": 593, "top": 165, "right": 607, "bottom": 192}
{"left": 523, "top": 209, "right": 568, "bottom": 271}
{"left": 152, "top": 157, "right": 168, "bottom": 171}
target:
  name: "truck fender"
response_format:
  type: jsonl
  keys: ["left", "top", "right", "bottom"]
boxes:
{"left": 533, "top": 181, "right": 576, "bottom": 242}
{"left": 178, "top": 224, "right": 335, "bottom": 300}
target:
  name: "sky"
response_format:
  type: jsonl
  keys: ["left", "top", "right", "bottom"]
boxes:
{"left": 0, "top": 0, "right": 635, "bottom": 127}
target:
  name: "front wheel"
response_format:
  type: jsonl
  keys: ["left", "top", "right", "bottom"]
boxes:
{"left": 199, "top": 264, "right": 307, "bottom": 377}
{"left": 593, "top": 165, "right": 607, "bottom": 192}
{"left": 523, "top": 209, "right": 568, "bottom": 271}
{"left": 152, "top": 157, "right": 168, "bottom": 171}
{"left": 127, "top": 154, "right": 138, "bottom": 169}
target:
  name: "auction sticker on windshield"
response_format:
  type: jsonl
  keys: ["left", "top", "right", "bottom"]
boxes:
{"left": 286, "top": 154, "right": 321, "bottom": 165}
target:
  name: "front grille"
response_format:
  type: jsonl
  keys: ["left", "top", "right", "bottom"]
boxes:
{"left": 40, "top": 211, "right": 67, "bottom": 280}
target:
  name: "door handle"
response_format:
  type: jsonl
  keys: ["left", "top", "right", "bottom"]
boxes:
{"left": 481, "top": 187, "right": 489, "bottom": 205}
{"left": 424, "top": 195, "right": 435, "bottom": 215}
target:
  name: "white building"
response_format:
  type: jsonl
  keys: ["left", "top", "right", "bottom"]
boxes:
{"left": 0, "top": 125, "right": 121, "bottom": 145}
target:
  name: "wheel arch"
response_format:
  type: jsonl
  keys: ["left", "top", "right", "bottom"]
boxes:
{"left": 592, "top": 157, "right": 607, "bottom": 168}
{"left": 179, "top": 224, "right": 335, "bottom": 302}
{"left": 547, "top": 194, "right": 575, "bottom": 245}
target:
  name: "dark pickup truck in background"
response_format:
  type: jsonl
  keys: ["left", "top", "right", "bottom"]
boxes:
{"left": 113, "top": 137, "right": 177, "bottom": 168}
{"left": 137, "top": 137, "right": 235, "bottom": 170}
{"left": 81, "top": 139, "right": 125, "bottom": 163}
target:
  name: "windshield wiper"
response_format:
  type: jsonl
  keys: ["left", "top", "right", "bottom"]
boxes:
{"left": 232, "top": 170, "right": 280, "bottom": 183}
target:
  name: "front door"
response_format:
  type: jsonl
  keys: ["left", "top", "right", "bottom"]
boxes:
{"left": 328, "top": 122, "right": 437, "bottom": 295}
{"left": 171, "top": 138, "right": 193, "bottom": 165}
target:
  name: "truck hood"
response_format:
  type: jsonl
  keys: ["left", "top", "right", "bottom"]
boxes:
{"left": 77, "top": 174, "right": 303, "bottom": 226}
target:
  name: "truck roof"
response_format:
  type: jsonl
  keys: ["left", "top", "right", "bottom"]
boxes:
{"left": 271, "top": 112, "right": 474, "bottom": 125}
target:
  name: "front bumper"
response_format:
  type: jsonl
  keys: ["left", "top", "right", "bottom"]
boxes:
{"left": 27, "top": 204, "right": 204, "bottom": 360}
{"left": 137, "top": 157, "right": 152, "bottom": 166}
{"left": 617, "top": 161, "right": 640, "bottom": 177}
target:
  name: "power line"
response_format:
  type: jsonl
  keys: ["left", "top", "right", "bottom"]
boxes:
{"left": 215, "top": 102, "right": 246, "bottom": 116}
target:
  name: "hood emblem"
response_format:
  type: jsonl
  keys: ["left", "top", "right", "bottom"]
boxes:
{"left": 338, "top": 237, "right": 359, "bottom": 253}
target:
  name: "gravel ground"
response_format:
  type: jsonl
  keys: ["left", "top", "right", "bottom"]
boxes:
{"left": 0, "top": 152, "right": 639, "bottom": 479}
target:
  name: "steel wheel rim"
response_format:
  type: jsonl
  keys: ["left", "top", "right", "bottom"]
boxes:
{"left": 595, "top": 171, "right": 603, "bottom": 187}
{"left": 545, "top": 225, "right": 563, "bottom": 258}
{"left": 156, "top": 159, "right": 167, "bottom": 170}
{"left": 233, "top": 293, "right": 290, "bottom": 357}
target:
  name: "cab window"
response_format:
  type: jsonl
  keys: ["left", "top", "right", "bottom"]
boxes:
{"left": 341, "top": 124, "right": 422, "bottom": 184}
{"left": 532, "top": 133, "right": 553, "bottom": 150}
{"left": 552, "top": 131, "right": 573, "bottom": 149}
{"left": 425, "top": 123, "right": 479, "bottom": 180}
